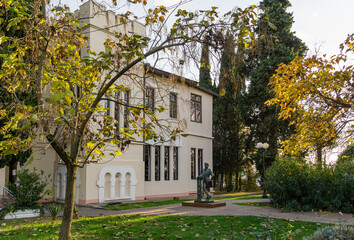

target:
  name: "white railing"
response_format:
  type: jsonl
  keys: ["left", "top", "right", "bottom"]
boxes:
{"left": 0, "top": 184, "right": 14, "bottom": 208}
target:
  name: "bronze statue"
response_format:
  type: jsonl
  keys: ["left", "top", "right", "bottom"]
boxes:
{"left": 196, "top": 162, "right": 214, "bottom": 202}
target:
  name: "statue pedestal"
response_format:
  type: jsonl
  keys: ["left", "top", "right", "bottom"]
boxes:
{"left": 182, "top": 201, "right": 226, "bottom": 208}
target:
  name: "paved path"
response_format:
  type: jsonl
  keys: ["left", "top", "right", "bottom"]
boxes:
{"left": 78, "top": 199, "right": 354, "bottom": 225}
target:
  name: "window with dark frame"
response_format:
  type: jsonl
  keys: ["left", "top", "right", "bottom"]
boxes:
{"left": 145, "top": 87, "right": 154, "bottom": 111}
{"left": 114, "top": 91, "right": 120, "bottom": 134}
{"left": 173, "top": 147, "right": 178, "bottom": 180}
{"left": 191, "top": 148, "right": 196, "bottom": 179}
{"left": 72, "top": 86, "right": 81, "bottom": 109}
{"left": 169, "top": 92, "right": 177, "bottom": 118}
{"left": 155, "top": 146, "right": 161, "bottom": 181}
{"left": 198, "top": 149, "right": 203, "bottom": 176}
{"left": 123, "top": 90, "right": 130, "bottom": 128}
{"left": 144, "top": 145, "right": 151, "bottom": 181}
{"left": 104, "top": 94, "right": 111, "bottom": 116}
{"left": 191, "top": 94, "right": 201, "bottom": 122}
{"left": 164, "top": 146, "right": 170, "bottom": 180}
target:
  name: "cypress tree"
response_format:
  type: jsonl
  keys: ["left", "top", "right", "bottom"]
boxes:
{"left": 214, "top": 34, "right": 247, "bottom": 191}
{"left": 198, "top": 37, "right": 213, "bottom": 90}
{"left": 240, "top": 0, "right": 307, "bottom": 179}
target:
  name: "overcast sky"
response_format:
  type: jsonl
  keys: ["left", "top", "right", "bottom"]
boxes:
{"left": 61, "top": 0, "right": 354, "bottom": 57}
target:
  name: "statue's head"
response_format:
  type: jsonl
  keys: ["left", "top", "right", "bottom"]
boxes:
{"left": 204, "top": 162, "right": 209, "bottom": 168}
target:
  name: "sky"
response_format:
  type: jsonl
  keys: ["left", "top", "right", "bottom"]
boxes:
{"left": 60, "top": 0, "right": 354, "bottom": 57}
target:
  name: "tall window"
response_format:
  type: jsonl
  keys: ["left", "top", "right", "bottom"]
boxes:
{"left": 114, "top": 91, "right": 120, "bottom": 134}
{"left": 198, "top": 149, "right": 203, "bottom": 175}
{"left": 144, "top": 145, "right": 151, "bottom": 181}
{"left": 164, "top": 146, "right": 170, "bottom": 180}
{"left": 155, "top": 146, "right": 161, "bottom": 181}
{"left": 173, "top": 147, "right": 178, "bottom": 180}
{"left": 191, "top": 94, "right": 201, "bottom": 122}
{"left": 170, "top": 92, "right": 177, "bottom": 118}
{"left": 191, "top": 148, "right": 196, "bottom": 179}
{"left": 123, "top": 90, "right": 130, "bottom": 128}
{"left": 145, "top": 87, "right": 154, "bottom": 111}
{"left": 104, "top": 94, "right": 111, "bottom": 116}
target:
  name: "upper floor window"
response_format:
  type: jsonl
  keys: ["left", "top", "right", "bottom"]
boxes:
{"left": 191, "top": 94, "right": 201, "bottom": 123}
{"left": 145, "top": 87, "right": 154, "bottom": 111}
{"left": 170, "top": 92, "right": 177, "bottom": 119}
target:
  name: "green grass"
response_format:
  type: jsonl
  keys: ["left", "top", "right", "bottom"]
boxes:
{"left": 104, "top": 192, "right": 263, "bottom": 211}
{"left": 0, "top": 215, "right": 326, "bottom": 239}
{"left": 233, "top": 202, "right": 272, "bottom": 207}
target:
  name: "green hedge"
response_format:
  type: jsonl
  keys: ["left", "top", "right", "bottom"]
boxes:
{"left": 265, "top": 157, "right": 354, "bottom": 213}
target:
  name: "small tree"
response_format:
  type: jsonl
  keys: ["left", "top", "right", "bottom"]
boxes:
{"left": 7, "top": 168, "right": 50, "bottom": 209}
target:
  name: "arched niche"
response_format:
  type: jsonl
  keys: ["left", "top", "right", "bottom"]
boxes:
{"left": 97, "top": 166, "right": 137, "bottom": 203}
{"left": 54, "top": 166, "right": 80, "bottom": 204}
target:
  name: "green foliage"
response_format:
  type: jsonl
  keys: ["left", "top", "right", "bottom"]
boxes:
{"left": 337, "top": 145, "right": 354, "bottom": 164}
{"left": 240, "top": 0, "right": 307, "bottom": 176}
{"left": 46, "top": 203, "right": 63, "bottom": 221}
{"left": 265, "top": 158, "right": 354, "bottom": 213}
{"left": 198, "top": 37, "right": 214, "bottom": 90}
{"left": 73, "top": 204, "right": 79, "bottom": 219}
{"left": 7, "top": 168, "right": 50, "bottom": 209}
{"left": 0, "top": 207, "right": 10, "bottom": 220}
{"left": 213, "top": 34, "right": 248, "bottom": 190}
{"left": 305, "top": 225, "right": 354, "bottom": 240}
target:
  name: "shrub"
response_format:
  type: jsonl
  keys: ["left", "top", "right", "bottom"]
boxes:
{"left": 304, "top": 225, "right": 354, "bottom": 240}
{"left": 7, "top": 168, "right": 50, "bottom": 210}
{"left": 265, "top": 157, "right": 354, "bottom": 213}
{"left": 73, "top": 204, "right": 79, "bottom": 219}
{"left": 46, "top": 203, "right": 63, "bottom": 221}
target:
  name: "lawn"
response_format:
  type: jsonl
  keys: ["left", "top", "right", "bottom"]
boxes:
{"left": 0, "top": 215, "right": 326, "bottom": 239}
{"left": 104, "top": 192, "right": 262, "bottom": 211}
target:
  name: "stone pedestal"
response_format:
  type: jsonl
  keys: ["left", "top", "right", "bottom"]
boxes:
{"left": 182, "top": 201, "right": 226, "bottom": 208}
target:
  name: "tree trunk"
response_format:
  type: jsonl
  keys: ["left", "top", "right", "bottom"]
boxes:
{"left": 9, "top": 162, "right": 17, "bottom": 184}
{"left": 228, "top": 169, "right": 233, "bottom": 192}
{"left": 316, "top": 146, "right": 322, "bottom": 168}
{"left": 234, "top": 170, "right": 239, "bottom": 191}
{"left": 59, "top": 164, "right": 77, "bottom": 240}
{"left": 219, "top": 172, "right": 223, "bottom": 191}
{"left": 238, "top": 172, "right": 242, "bottom": 191}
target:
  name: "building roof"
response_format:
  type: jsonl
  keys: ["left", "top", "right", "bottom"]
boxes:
{"left": 144, "top": 64, "right": 219, "bottom": 97}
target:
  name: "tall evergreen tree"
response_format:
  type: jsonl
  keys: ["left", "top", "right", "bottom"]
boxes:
{"left": 214, "top": 34, "right": 247, "bottom": 191}
{"left": 198, "top": 36, "right": 214, "bottom": 90}
{"left": 240, "top": 0, "right": 307, "bottom": 179}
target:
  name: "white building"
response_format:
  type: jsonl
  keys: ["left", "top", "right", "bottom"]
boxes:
{"left": 0, "top": 0, "right": 216, "bottom": 204}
